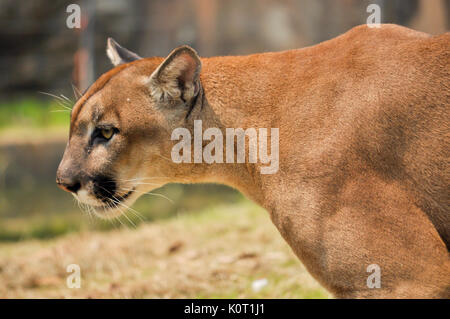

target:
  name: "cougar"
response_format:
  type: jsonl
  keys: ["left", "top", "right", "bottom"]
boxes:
{"left": 57, "top": 24, "right": 450, "bottom": 298}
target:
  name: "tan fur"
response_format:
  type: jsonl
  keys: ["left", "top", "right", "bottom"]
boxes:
{"left": 57, "top": 24, "right": 450, "bottom": 298}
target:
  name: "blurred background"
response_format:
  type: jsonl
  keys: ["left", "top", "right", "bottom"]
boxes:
{"left": 0, "top": 0, "right": 448, "bottom": 298}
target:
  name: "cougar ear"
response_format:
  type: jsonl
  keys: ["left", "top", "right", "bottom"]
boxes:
{"left": 106, "top": 37, "right": 142, "bottom": 66}
{"left": 149, "top": 45, "right": 201, "bottom": 106}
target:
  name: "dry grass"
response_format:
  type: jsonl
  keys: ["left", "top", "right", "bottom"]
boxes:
{"left": 0, "top": 201, "right": 330, "bottom": 298}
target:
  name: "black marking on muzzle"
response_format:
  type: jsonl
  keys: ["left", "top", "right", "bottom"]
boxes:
{"left": 93, "top": 175, "right": 117, "bottom": 202}
{"left": 117, "top": 188, "right": 134, "bottom": 201}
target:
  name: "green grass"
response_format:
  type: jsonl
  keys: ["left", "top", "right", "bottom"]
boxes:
{"left": 0, "top": 98, "right": 70, "bottom": 131}
{"left": 0, "top": 183, "right": 243, "bottom": 242}
{"left": 0, "top": 214, "right": 90, "bottom": 242}
{"left": 0, "top": 201, "right": 331, "bottom": 298}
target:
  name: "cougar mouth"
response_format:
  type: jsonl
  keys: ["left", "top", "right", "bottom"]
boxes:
{"left": 86, "top": 187, "right": 135, "bottom": 219}
{"left": 92, "top": 174, "right": 136, "bottom": 204}
{"left": 115, "top": 188, "right": 134, "bottom": 201}
{"left": 91, "top": 188, "right": 135, "bottom": 210}
{"left": 104, "top": 188, "right": 134, "bottom": 205}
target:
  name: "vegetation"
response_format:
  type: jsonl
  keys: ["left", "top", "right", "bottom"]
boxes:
{"left": 0, "top": 98, "right": 70, "bottom": 130}
{"left": 0, "top": 182, "right": 242, "bottom": 242}
{"left": 0, "top": 201, "right": 330, "bottom": 298}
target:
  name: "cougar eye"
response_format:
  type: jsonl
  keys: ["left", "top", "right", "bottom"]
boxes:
{"left": 92, "top": 126, "right": 117, "bottom": 144}
{"left": 101, "top": 128, "right": 114, "bottom": 140}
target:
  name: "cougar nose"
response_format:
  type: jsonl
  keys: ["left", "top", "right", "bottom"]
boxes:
{"left": 56, "top": 177, "right": 81, "bottom": 194}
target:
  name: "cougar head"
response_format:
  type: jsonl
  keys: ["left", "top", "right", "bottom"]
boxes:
{"left": 56, "top": 38, "right": 202, "bottom": 218}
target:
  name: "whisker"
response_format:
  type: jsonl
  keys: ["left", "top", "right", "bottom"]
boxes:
{"left": 39, "top": 91, "right": 72, "bottom": 108}
{"left": 100, "top": 205, "right": 119, "bottom": 230}
{"left": 111, "top": 198, "right": 134, "bottom": 226}
{"left": 117, "top": 201, "right": 146, "bottom": 223}
{"left": 116, "top": 176, "right": 190, "bottom": 184}
{"left": 111, "top": 199, "right": 136, "bottom": 228}
{"left": 126, "top": 182, "right": 162, "bottom": 186}
{"left": 101, "top": 189, "right": 141, "bottom": 228}
{"left": 55, "top": 101, "right": 72, "bottom": 110}
{"left": 120, "top": 187, "right": 175, "bottom": 204}
{"left": 126, "top": 208, "right": 145, "bottom": 223}
{"left": 115, "top": 176, "right": 173, "bottom": 182}
{"left": 106, "top": 201, "right": 126, "bottom": 228}
{"left": 60, "top": 94, "right": 71, "bottom": 102}
{"left": 85, "top": 205, "right": 95, "bottom": 223}
{"left": 116, "top": 215, "right": 126, "bottom": 228}
{"left": 108, "top": 193, "right": 146, "bottom": 223}
{"left": 146, "top": 192, "right": 175, "bottom": 204}
{"left": 121, "top": 211, "right": 136, "bottom": 228}
{"left": 39, "top": 91, "right": 67, "bottom": 102}
{"left": 72, "top": 83, "right": 82, "bottom": 100}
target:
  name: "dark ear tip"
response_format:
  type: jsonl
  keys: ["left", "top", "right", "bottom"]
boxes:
{"left": 173, "top": 45, "right": 201, "bottom": 63}
{"left": 178, "top": 44, "right": 195, "bottom": 50}
{"left": 107, "top": 37, "right": 118, "bottom": 48}
{"left": 182, "top": 45, "right": 198, "bottom": 54}
{"left": 106, "top": 37, "right": 142, "bottom": 66}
